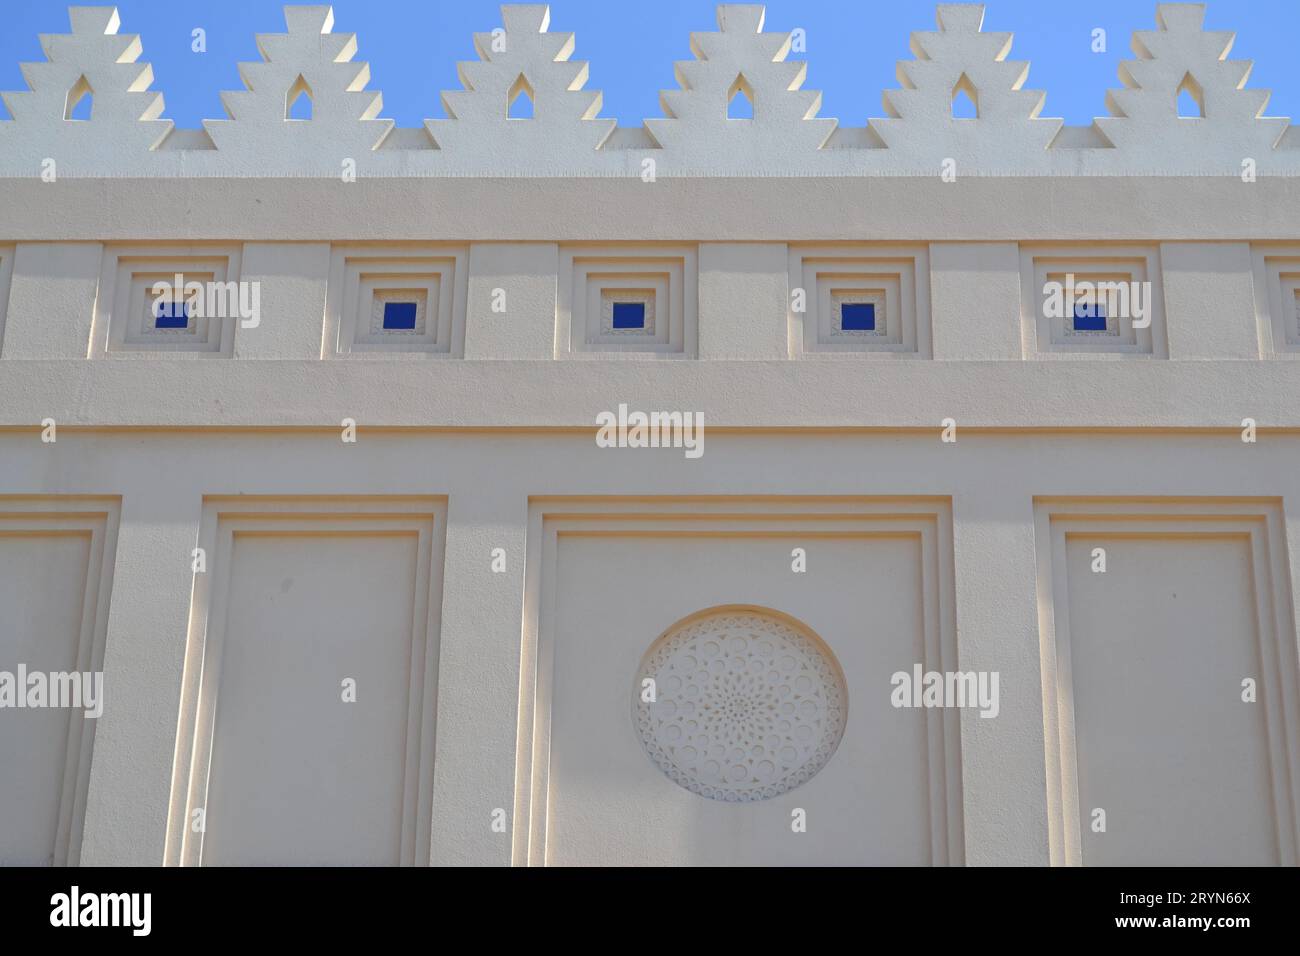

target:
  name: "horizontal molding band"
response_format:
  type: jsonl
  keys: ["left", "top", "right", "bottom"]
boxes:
{"left": 1, "top": 177, "right": 1299, "bottom": 241}
{"left": 0, "top": 359, "right": 1295, "bottom": 428}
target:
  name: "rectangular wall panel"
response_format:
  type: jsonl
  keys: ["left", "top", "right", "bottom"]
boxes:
{"left": 168, "top": 498, "right": 447, "bottom": 866}
{"left": 1067, "top": 535, "right": 1275, "bottom": 864}
{"left": 548, "top": 535, "right": 931, "bottom": 865}
{"left": 203, "top": 533, "right": 418, "bottom": 865}
{"left": 0, "top": 500, "right": 119, "bottom": 866}
{"left": 519, "top": 498, "right": 962, "bottom": 867}
{"left": 1036, "top": 500, "right": 1300, "bottom": 866}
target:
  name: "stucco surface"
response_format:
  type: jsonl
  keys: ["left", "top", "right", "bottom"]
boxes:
{"left": 2, "top": 2, "right": 1299, "bottom": 867}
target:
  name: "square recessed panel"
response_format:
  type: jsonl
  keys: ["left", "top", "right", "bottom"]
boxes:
{"left": 370, "top": 289, "right": 428, "bottom": 336}
{"left": 1047, "top": 272, "right": 1127, "bottom": 341}
{"left": 91, "top": 246, "right": 242, "bottom": 357}
{"left": 602, "top": 289, "right": 655, "bottom": 336}
{"left": 1253, "top": 248, "right": 1300, "bottom": 355}
{"left": 790, "top": 245, "right": 930, "bottom": 357}
{"left": 831, "top": 289, "right": 887, "bottom": 338}
{"left": 355, "top": 273, "right": 441, "bottom": 349}
{"left": 586, "top": 273, "right": 668, "bottom": 347}
{"left": 816, "top": 272, "right": 903, "bottom": 348}
{"left": 1277, "top": 273, "right": 1300, "bottom": 346}
{"left": 0, "top": 245, "right": 15, "bottom": 353}
{"left": 559, "top": 246, "right": 697, "bottom": 357}
{"left": 1020, "top": 246, "right": 1166, "bottom": 358}
{"left": 136, "top": 271, "right": 214, "bottom": 341}
{"left": 326, "top": 246, "right": 467, "bottom": 357}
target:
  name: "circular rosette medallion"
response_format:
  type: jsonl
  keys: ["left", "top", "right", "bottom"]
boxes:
{"left": 633, "top": 608, "right": 848, "bottom": 802}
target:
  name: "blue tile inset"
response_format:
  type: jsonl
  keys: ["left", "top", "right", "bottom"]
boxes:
{"left": 840, "top": 302, "right": 876, "bottom": 331}
{"left": 612, "top": 301, "right": 646, "bottom": 330}
{"left": 383, "top": 301, "right": 418, "bottom": 331}
{"left": 1073, "top": 302, "right": 1107, "bottom": 332}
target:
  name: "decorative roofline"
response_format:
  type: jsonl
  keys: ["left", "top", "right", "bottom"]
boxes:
{"left": 0, "top": 2, "right": 1297, "bottom": 177}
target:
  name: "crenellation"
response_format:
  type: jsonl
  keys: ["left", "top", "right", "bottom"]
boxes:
{"left": 0, "top": 5, "right": 172, "bottom": 164}
{"left": 202, "top": 4, "right": 393, "bottom": 161}
{"left": 0, "top": 2, "right": 1296, "bottom": 176}
{"left": 1094, "top": 2, "right": 1290, "bottom": 159}
{"left": 643, "top": 4, "right": 837, "bottom": 165}
{"left": 427, "top": 2, "right": 617, "bottom": 164}
{"left": 869, "top": 3, "right": 1062, "bottom": 167}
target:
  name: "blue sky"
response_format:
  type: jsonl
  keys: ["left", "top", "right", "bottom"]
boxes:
{"left": 1, "top": 0, "right": 1297, "bottom": 129}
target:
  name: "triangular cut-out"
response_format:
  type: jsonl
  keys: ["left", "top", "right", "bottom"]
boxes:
{"left": 507, "top": 74, "right": 534, "bottom": 119}
{"left": 286, "top": 74, "right": 313, "bottom": 120}
{"left": 727, "top": 75, "right": 754, "bottom": 119}
{"left": 65, "top": 75, "right": 93, "bottom": 121}
{"left": 1176, "top": 73, "right": 1204, "bottom": 118}
{"left": 952, "top": 74, "right": 978, "bottom": 118}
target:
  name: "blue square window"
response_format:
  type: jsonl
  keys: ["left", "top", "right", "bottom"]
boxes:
{"left": 382, "top": 301, "right": 418, "bottom": 331}
{"left": 612, "top": 301, "right": 646, "bottom": 330}
{"left": 154, "top": 299, "right": 189, "bottom": 330}
{"left": 1073, "top": 302, "right": 1107, "bottom": 332}
{"left": 840, "top": 302, "right": 876, "bottom": 331}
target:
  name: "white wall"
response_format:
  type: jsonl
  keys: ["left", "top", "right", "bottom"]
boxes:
{"left": 2, "top": 1, "right": 1300, "bottom": 869}
{"left": 2, "top": 430, "right": 1299, "bottom": 866}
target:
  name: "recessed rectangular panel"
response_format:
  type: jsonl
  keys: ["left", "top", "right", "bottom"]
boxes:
{"left": 324, "top": 245, "right": 467, "bottom": 357}
{"left": 1252, "top": 247, "right": 1300, "bottom": 353}
{"left": 1019, "top": 245, "right": 1166, "bottom": 357}
{"left": 558, "top": 245, "right": 696, "bottom": 357}
{"left": 1064, "top": 534, "right": 1278, "bottom": 864}
{"left": 201, "top": 532, "right": 419, "bottom": 865}
{"left": 0, "top": 245, "right": 13, "bottom": 352}
{"left": 91, "top": 245, "right": 241, "bottom": 356}
{"left": 170, "top": 498, "right": 445, "bottom": 867}
{"left": 787, "top": 245, "right": 932, "bottom": 357}
{"left": 545, "top": 533, "right": 932, "bottom": 866}
{"left": 0, "top": 533, "right": 90, "bottom": 865}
